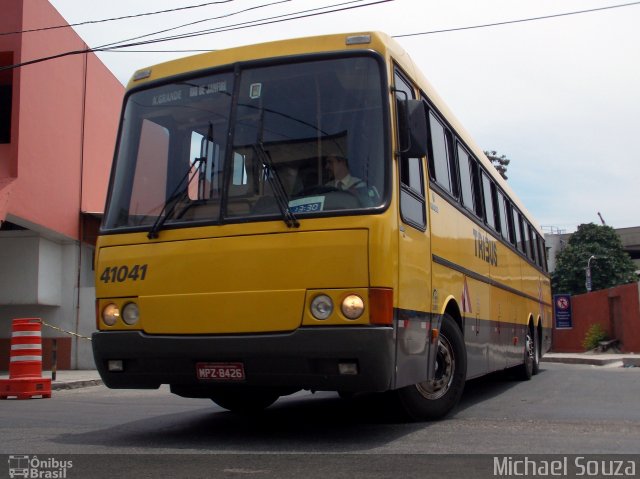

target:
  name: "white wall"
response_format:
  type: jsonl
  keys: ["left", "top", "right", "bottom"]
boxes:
{"left": 0, "top": 231, "right": 96, "bottom": 369}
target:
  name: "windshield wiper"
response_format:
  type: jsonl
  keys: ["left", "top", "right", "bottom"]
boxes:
{"left": 253, "top": 141, "right": 300, "bottom": 228}
{"left": 147, "top": 156, "right": 204, "bottom": 239}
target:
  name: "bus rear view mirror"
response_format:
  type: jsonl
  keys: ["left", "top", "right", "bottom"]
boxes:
{"left": 398, "top": 99, "right": 428, "bottom": 158}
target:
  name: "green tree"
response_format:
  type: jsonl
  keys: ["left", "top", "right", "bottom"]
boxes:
{"left": 484, "top": 150, "right": 510, "bottom": 180}
{"left": 552, "top": 223, "right": 637, "bottom": 295}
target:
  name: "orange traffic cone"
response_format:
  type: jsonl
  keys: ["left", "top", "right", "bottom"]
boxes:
{"left": 0, "top": 318, "right": 51, "bottom": 399}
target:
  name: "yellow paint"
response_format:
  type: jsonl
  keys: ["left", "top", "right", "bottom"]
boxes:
{"left": 99, "top": 31, "right": 551, "bottom": 345}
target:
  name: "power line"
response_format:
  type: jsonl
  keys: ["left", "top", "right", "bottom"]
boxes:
{"left": 75, "top": 0, "right": 640, "bottom": 54}
{"left": 0, "top": 0, "right": 236, "bottom": 37}
{"left": 96, "top": 0, "right": 293, "bottom": 51}
{"left": 393, "top": 1, "right": 640, "bottom": 38}
{"left": 91, "top": 0, "right": 640, "bottom": 54}
{"left": 0, "top": 0, "right": 389, "bottom": 71}
{"left": 98, "top": 0, "right": 385, "bottom": 51}
{"left": 2, "top": 0, "right": 638, "bottom": 69}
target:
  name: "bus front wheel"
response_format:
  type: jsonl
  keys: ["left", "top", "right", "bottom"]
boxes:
{"left": 210, "top": 387, "right": 280, "bottom": 414}
{"left": 396, "top": 314, "right": 467, "bottom": 420}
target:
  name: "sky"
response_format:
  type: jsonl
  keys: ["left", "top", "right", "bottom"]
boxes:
{"left": 47, "top": 0, "right": 640, "bottom": 232}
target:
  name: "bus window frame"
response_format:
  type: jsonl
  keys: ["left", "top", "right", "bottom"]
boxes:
{"left": 426, "top": 108, "right": 458, "bottom": 200}
{"left": 101, "top": 51, "right": 394, "bottom": 235}
{"left": 480, "top": 170, "right": 497, "bottom": 232}
{"left": 412, "top": 88, "right": 549, "bottom": 276}
{"left": 394, "top": 67, "right": 427, "bottom": 231}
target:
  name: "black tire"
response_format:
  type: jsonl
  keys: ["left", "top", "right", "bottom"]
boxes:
{"left": 532, "top": 327, "right": 540, "bottom": 375}
{"left": 396, "top": 314, "right": 467, "bottom": 420}
{"left": 210, "top": 388, "right": 280, "bottom": 414}
{"left": 518, "top": 326, "right": 535, "bottom": 381}
{"left": 337, "top": 391, "right": 355, "bottom": 400}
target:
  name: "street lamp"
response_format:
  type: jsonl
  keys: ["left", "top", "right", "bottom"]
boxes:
{"left": 586, "top": 255, "right": 596, "bottom": 292}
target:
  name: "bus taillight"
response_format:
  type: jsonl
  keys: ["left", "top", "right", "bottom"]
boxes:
{"left": 369, "top": 288, "right": 393, "bottom": 325}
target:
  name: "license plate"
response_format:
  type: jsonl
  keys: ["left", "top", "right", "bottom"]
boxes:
{"left": 196, "top": 362, "right": 245, "bottom": 381}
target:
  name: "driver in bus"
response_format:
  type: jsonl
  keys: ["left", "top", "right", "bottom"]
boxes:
{"left": 324, "top": 155, "right": 365, "bottom": 190}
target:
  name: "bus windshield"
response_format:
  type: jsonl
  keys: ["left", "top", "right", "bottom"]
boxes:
{"left": 103, "top": 55, "right": 388, "bottom": 233}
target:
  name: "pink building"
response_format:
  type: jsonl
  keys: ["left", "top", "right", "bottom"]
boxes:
{"left": 0, "top": 1, "right": 123, "bottom": 369}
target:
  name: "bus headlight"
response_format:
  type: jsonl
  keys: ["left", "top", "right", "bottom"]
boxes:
{"left": 341, "top": 294, "right": 365, "bottom": 320}
{"left": 102, "top": 303, "right": 120, "bottom": 326}
{"left": 122, "top": 302, "right": 140, "bottom": 325}
{"left": 311, "top": 294, "right": 333, "bottom": 320}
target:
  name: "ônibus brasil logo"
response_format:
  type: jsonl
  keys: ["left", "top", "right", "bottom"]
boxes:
{"left": 8, "top": 455, "right": 73, "bottom": 479}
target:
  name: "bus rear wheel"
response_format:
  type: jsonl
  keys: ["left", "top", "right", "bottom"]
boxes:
{"left": 518, "top": 327, "right": 535, "bottom": 380}
{"left": 210, "top": 387, "right": 280, "bottom": 413}
{"left": 396, "top": 314, "right": 467, "bottom": 420}
{"left": 532, "top": 327, "right": 540, "bottom": 375}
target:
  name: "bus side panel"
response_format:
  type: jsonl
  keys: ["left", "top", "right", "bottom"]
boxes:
{"left": 463, "top": 276, "right": 491, "bottom": 379}
{"left": 394, "top": 308, "right": 430, "bottom": 389}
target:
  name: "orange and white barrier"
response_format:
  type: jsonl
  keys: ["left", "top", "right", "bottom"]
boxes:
{"left": 0, "top": 318, "right": 51, "bottom": 399}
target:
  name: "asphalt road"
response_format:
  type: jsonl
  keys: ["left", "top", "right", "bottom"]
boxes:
{"left": 1, "top": 363, "right": 639, "bottom": 478}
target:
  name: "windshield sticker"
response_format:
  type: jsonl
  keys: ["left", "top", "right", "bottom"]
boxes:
{"left": 189, "top": 81, "right": 227, "bottom": 98}
{"left": 289, "top": 196, "right": 324, "bottom": 214}
{"left": 152, "top": 89, "right": 183, "bottom": 106}
{"left": 249, "top": 83, "right": 262, "bottom": 99}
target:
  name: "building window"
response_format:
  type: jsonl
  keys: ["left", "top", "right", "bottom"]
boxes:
{"left": 0, "top": 51, "right": 13, "bottom": 144}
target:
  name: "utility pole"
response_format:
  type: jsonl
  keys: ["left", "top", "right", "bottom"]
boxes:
{"left": 586, "top": 255, "right": 596, "bottom": 292}
{"left": 597, "top": 212, "right": 606, "bottom": 226}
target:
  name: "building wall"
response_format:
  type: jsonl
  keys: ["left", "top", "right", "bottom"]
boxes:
{"left": 0, "top": 1, "right": 23, "bottom": 220}
{"left": 1, "top": 0, "right": 122, "bottom": 237}
{"left": 0, "top": 1, "right": 124, "bottom": 370}
{"left": 545, "top": 226, "right": 640, "bottom": 274}
{"left": 552, "top": 282, "right": 640, "bottom": 353}
{"left": 0, "top": 232, "right": 96, "bottom": 368}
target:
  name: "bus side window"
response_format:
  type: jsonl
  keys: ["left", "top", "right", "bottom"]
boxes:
{"left": 535, "top": 233, "right": 544, "bottom": 269}
{"left": 395, "top": 70, "right": 426, "bottom": 230}
{"left": 538, "top": 234, "right": 549, "bottom": 272}
{"left": 490, "top": 181, "right": 501, "bottom": 234}
{"left": 469, "top": 157, "right": 483, "bottom": 218}
{"left": 524, "top": 222, "right": 536, "bottom": 263}
{"left": 513, "top": 209, "right": 525, "bottom": 253}
{"left": 428, "top": 111, "right": 457, "bottom": 197}
{"left": 497, "top": 190, "right": 510, "bottom": 241}
{"left": 504, "top": 198, "right": 516, "bottom": 245}
{"left": 457, "top": 144, "right": 476, "bottom": 215}
{"left": 481, "top": 171, "right": 496, "bottom": 231}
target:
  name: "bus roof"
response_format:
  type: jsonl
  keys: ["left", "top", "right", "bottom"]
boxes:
{"left": 127, "top": 31, "right": 543, "bottom": 236}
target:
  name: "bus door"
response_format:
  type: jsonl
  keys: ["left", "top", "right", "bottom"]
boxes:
{"left": 393, "top": 70, "right": 433, "bottom": 389}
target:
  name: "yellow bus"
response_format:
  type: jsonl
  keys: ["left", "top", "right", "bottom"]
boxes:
{"left": 93, "top": 32, "right": 551, "bottom": 420}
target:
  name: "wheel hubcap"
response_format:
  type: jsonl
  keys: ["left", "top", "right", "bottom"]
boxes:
{"left": 525, "top": 332, "right": 535, "bottom": 368}
{"left": 416, "top": 335, "right": 455, "bottom": 400}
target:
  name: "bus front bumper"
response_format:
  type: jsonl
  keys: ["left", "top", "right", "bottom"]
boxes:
{"left": 92, "top": 327, "right": 395, "bottom": 394}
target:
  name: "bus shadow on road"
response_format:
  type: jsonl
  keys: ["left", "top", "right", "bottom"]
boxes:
{"left": 53, "top": 368, "right": 543, "bottom": 453}
{"left": 455, "top": 366, "right": 542, "bottom": 414}
{"left": 54, "top": 392, "right": 421, "bottom": 452}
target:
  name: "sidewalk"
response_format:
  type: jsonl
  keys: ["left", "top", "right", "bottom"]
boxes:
{"left": 542, "top": 352, "right": 640, "bottom": 367}
{"left": 0, "top": 370, "right": 103, "bottom": 390}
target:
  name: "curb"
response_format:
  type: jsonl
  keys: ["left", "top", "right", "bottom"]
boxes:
{"left": 542, "top": 357, "right": 621, "bottom": 366}
{"left": 542, "top": 356, "right": 640, "bottom": 367}
{"left": 623, "top": 357, "right": 640, "bottom": 367}
{"left": 52, "top": 379, "right": 104, "bottom": 390}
